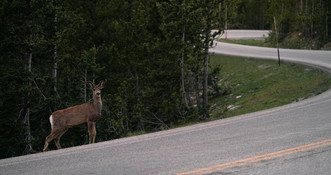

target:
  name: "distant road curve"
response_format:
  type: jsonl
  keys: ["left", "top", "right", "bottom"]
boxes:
{"left": 214, "top": 29, "right": 271, "bottom": 40}
{"left": 211, "top": 30, "right": 331, "bottom": 71}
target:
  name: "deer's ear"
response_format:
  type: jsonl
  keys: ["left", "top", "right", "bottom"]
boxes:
{"left": 87, "top": 82, "right": 94, "bottom": 90}
{"left": 99, "top": 80, "right": 107, "bottom": 89}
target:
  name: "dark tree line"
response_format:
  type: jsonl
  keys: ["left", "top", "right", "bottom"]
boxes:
{"left": 267, "top": 0, "right": 330, "bottom": 41}
{"left": 0, "top": 0, "right": 221, "bottom": 158}
{"left": 223, "top": 0, "right": 330, "bottom": 41}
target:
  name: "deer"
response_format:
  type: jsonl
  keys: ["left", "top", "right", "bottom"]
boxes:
{"left": 43, "top": 80, "right": 106, "bottom": 152}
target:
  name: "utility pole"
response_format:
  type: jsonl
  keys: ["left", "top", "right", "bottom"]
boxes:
{"left": 273, "top": 16, "right": 281, "bottom": 66}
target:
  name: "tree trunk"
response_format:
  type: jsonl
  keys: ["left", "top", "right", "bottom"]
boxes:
{"left": 306, "top": 0, "right": 309, "bottom": 37}
{"left": 300, "top": 0, "right": 303, "bottom": 11}
{"left": 325, "top": 9, "right": 329, "bottom": 39}
{"left": 22, "top": 108, "right": 32, "bottom": 155}
{"left": 135, "top": 69, "right": 144, "bottom": 131}
{"left": 53, "top": 5, "right": 58, "bottom": 94}
{"left": 27, "top": 52, "right": 32, "bottom": 72}
{"left": 194, "top": 74, "right": 200, "bottom": 109}
{"left": 202, "top": 0, "right": 211, "bottom": 119}
{"left": 22, "top": 52, "right": 33, "bottom": 155}
{"left": 259, "top": 0, "right": 264, "bottom": 29}
{"left": 92, "top": 46, "right": 96, "bottom": 84}
{"left": 181, "top": 48, "right": 187, "bottom": 107}
{"left": 84, "top": 68, "right": 87, "bottom": 102}
{"left": 225, "top": 3, "right": 228, "bottom": 39}
{"left": 181, "top": 0, "right": 188, "bottom": 108}
{"left": 311, "top": 1, "right": 314, "bottom": 38}
{"left": 53, "top": 49, "right": 58, "bottom": 93}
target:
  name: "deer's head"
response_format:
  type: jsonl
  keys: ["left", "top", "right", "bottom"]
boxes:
{"left": 87, "top": 80, "right": 106, "bottom": 99}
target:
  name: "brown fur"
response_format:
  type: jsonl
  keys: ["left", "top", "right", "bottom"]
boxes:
{"left": 43, "top": 80, "right": 106, "bottom": 151}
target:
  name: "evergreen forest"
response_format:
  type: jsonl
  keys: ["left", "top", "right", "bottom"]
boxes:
{"left": 1, "top": 0, "right": 330, "bottom": 158}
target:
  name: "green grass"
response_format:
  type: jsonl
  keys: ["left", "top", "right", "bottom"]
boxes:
{"left": 219, "top": 37, "right": 331, "bottom": 50}
{"left": 209, "top": 55, "right": 331, "bottom": 119}
{"left": 127, "top": 55, "right": 331, "bottom": 136}
{"left": 218, "top": 39, "right": 266, "bottom": 47}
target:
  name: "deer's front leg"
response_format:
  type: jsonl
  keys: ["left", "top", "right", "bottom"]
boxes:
{"left": 88, "top": 121, "right": 96, "bottom": 144}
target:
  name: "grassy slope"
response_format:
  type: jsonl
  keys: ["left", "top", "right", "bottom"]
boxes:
{"left": 128, "top": 55, "right": 331, "bottom": 136}
{"left": 218, "top": 37, "right": 331, "bottom": 50}
{"left": 209, "top": 55, "right": 331, "bottom": 119}
{"left": 218, "top": 39, "right": 265, "bottom": 47}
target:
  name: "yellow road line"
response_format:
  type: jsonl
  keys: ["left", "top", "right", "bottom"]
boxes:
{"left": 178, "top": 139, "right": 331, "bottom": 175}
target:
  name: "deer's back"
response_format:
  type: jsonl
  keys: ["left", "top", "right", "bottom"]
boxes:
{"left": 52, "top": 103, "right": 91, "bottom": 128}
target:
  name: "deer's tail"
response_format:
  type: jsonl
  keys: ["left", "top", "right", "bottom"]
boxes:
{"left": 49, "top": 115, "right": 54, "bottom": 131}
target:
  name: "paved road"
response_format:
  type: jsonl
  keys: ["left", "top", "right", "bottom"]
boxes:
{"left": 1, "top": 31, "right": 331, "bottom": 175}
{"left": 214, "top": 29, "right": 270, "bottom": 40}
{"left": 211, "top": 41, "right": 331, "bottom": 71}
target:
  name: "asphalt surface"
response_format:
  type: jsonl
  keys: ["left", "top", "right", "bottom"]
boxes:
{"left": 1, "top": 30, "right": 331, "bottom": 175}
{"left": 210, "top": 41, "right": 331, "bottom": 71}
{"left": 215, "top": 29, "right": 270, "bottom": 40}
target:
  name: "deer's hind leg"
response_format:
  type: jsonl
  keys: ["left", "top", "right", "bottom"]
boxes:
{"left": 43, "top": 128, "right": 66, "bottom": 151}
{"left": 54, "top": 128, "right": 68, "bottom": 150}
{"left": 43, "top": 132, "right": 56, "bottom": 152}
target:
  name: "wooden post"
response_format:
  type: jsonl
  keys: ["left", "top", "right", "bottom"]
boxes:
{"left": 273, "top": 16, "right": 280, "bottom": 66}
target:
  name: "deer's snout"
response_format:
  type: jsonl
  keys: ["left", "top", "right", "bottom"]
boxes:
{"left": 96, "top": 92, "right": 101, "bottom": 96}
